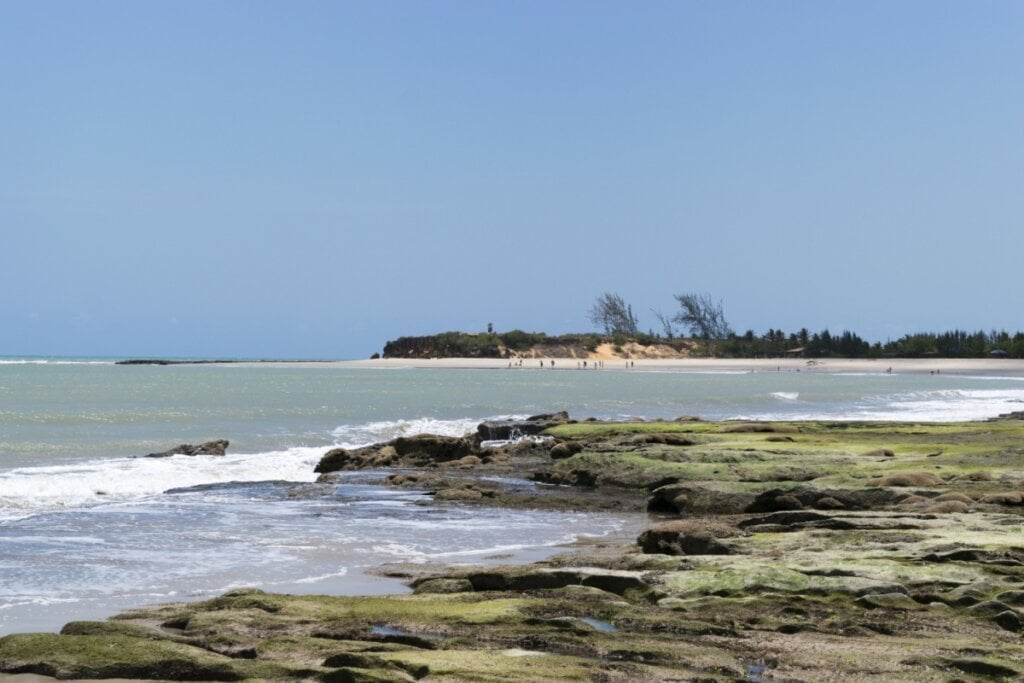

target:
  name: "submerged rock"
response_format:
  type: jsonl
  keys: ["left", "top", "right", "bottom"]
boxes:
{"left": 143, "top": 440, "right": 229, "bottom": 458}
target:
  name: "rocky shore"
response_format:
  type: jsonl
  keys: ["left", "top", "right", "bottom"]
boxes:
{"left": 2, "top": 414, "right": 1024, "bottom": 681}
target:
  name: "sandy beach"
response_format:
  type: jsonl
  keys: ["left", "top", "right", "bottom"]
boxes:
{"left": 242, "top": 356, "right": 1024, "bottom": 377}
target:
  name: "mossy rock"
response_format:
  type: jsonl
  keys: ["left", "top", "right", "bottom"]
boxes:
{"left": 412, "top": 578, "right": 475, "bottom": 594}
{"left": 868, "top": 472, "right": 944, "bottom": 487}
{"left": 0, "top": 633, "right": 252, "bottom": 680}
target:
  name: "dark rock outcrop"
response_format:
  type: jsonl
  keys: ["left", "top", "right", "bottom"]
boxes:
{"left": 315, "top": 434, "right": 479, "bottom": 473}
{"left": 143, "top": 440, "right": 229, "bottom": 458}
{"left": 637, "top": 520, "right": 738, "bottom": 555}
{"left": 477, "top": 411, "right": 570, "bottom": 441}
{"left": 549, "top": 440, "right": 583, "bottom": 460}
{"left": 646, "top": 483, "right": 756, "bottom": 515}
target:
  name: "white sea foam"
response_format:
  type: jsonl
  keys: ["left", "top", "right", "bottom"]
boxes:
{"left": 291, "top": 568, "right": 349, "bottom": 584}
{"left": 330, "top": 415, "right": 526, "bottom": 448}
{"left": 736, "top": 387, "right": 1024, "bottom": 423}
{"left": 0, "top": 446, "right": 325, "bottom": 521}
{"left": 771, "top": 392, "right": 800, "bottom": 401}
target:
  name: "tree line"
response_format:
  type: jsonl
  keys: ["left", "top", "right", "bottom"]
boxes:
{"left": 589, "top": 291, "right": 1024, "bottom": 359}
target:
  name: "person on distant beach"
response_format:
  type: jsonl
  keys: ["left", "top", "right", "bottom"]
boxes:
{"left": 583, "top": 360, "right": 587, "bottom": 369}
{"left": 550, "top": 360, "right": 555, "bottom": 367}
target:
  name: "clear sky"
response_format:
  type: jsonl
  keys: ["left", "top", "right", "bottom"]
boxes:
{"left": 3, "top": 1, "right": 1022, "bottom": 358}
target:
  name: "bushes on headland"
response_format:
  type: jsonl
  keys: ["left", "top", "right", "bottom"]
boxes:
{"left": 382, "top": 330, "right": 608, "bottom": 359}
{"left": 719, "top": 327, "right": 1024, "bottom": 359}
{"left": 381, "top": 327, "right": 1024, "bottom": 359}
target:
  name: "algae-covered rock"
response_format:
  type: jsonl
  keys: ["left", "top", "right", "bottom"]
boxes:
{"left": 718, "top": 423, "right": 799, "bottom": 433}
{"left": 412, "top": 578, "right": 474, "bottom": 594}
{"left": 923, "top": 500, "right": 969, "bottom": 513}
{"left": 981, "top": 491, "right": 1024, "bottom": 505}
{"left": 638, "top": 520, "right": 738, "bottom": 556}
{"left": 0, "top": 633, "right": 252, "bottom": 680}
{"left": 143, "top": 440, "right": 230, "bottom": 458}
{"left": 855, "top": 592, "right": 924, "bottom": 610}
{"left": 548, "top": 440, "right": 583, "bottom": 459}
{"left": 868, "top": 472, "right": 944, "bottom": 487}
{"left": 993, "top": 609, "right": 1023, "bottom": 632}
{"left": 9, "top": 416, "right": 1024, "bottom": 682}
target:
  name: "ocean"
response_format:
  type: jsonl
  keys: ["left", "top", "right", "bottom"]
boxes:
{"left": 2, "top": 358, "right": 1024, "bottom": 635}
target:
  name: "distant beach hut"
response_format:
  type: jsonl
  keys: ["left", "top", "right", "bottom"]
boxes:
{"left": 989, "top": 349, "right": 1009, "bottom": 358}
{"left": 785, "top": 347, "right": 807, "bottom": 358}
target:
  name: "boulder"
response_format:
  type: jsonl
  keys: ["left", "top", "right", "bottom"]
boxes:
{"left": 813, "top": 496, "right": 845, "bottom": 510}
{"left": 549, "top": 441, "right": 583, "bottom": 460}
{"left": 746, "top": 486, "right": 905, "bottom": 513}
{"left": 315, "top": 447, "right": 352, "bottom": 472}
{"left": 646, "top": 483, "right": 754, "bottom": 515}
{"left": 143, "top": 440, "right": 229, "bottom": 458}
{"left": 967, "top": 600, "right": 1015, "bottom": 617}
{"left": 392, "top": 434, "right": 476, "bottom": 462}
{"left": 868, "top": 472, "right": 944, "bottom": 487}
{"left": 923, "top": 501, "right": 969, "bottom": 514}
{"left": 993, "top": 610, "right": 1023, "bottom": 632}
{"left": 980, "top": 491, "right": 1024, "bottom": 505}
{"left": 315, "top": 434, "right": 479, "bottom": 473}
{"left": 434, "top": 487, "right": 484, "bottom": 501}
{"left": 933, "top": 492, "right": 974, "bottom": 504}
{"left": 637, "top": 521, "right": 738, "bottom": 556}
{"left": 772, "top": 494, "right": 805, "bottom": 510}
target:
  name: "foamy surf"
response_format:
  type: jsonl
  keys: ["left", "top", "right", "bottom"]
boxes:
{"left": 331, "top": 415, "right": 528, "bottom": 448}
{"left": 736, "top": 387, "right": 1024, "bottom": 422}
{"left": 0, "top": 446, "right": 325, "bottom": 521}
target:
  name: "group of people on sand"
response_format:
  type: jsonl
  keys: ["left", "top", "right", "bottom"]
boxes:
{"left": 505, "top": 358, "right": 636, "bottom": 369}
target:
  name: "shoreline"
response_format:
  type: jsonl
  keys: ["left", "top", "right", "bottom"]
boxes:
{"left": 232, "top": 356, "right": 1024, "bottom": 377}
{"left": 3, "top": 416, "right": 1024, "bottom": 680}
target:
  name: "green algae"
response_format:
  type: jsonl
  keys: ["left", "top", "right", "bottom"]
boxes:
{"left": 0, "top": 633, "right": 259, "bottom": 680}
{"left": 3, "top": 417, "right": 1024, "bottom": 682}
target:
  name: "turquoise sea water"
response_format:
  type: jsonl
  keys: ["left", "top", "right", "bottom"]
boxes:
{"left": 2, "top": 359, "right": 1023, "bottom": 634}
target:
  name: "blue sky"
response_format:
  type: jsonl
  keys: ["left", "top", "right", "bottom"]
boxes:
{"left": 3, "top": 1, "right": 1022, "bottom": 358}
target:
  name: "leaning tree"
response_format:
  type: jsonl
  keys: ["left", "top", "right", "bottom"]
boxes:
{"left": 588, "top": 292, "right": 639, "bottom": 336}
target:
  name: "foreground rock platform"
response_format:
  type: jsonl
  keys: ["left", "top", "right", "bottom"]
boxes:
{"left": 3, "top": 416, "right": 1024, "bottom": 681}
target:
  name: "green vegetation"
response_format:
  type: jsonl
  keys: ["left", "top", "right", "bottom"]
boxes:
{"left": 383, "top": 289, "right": 1024, "bottom": 358}
{"left": 382, "top": 330, "right": 631, "bottom": 358}
{"left": 382, "top": 326, "right": 1024, "bottom": 359}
